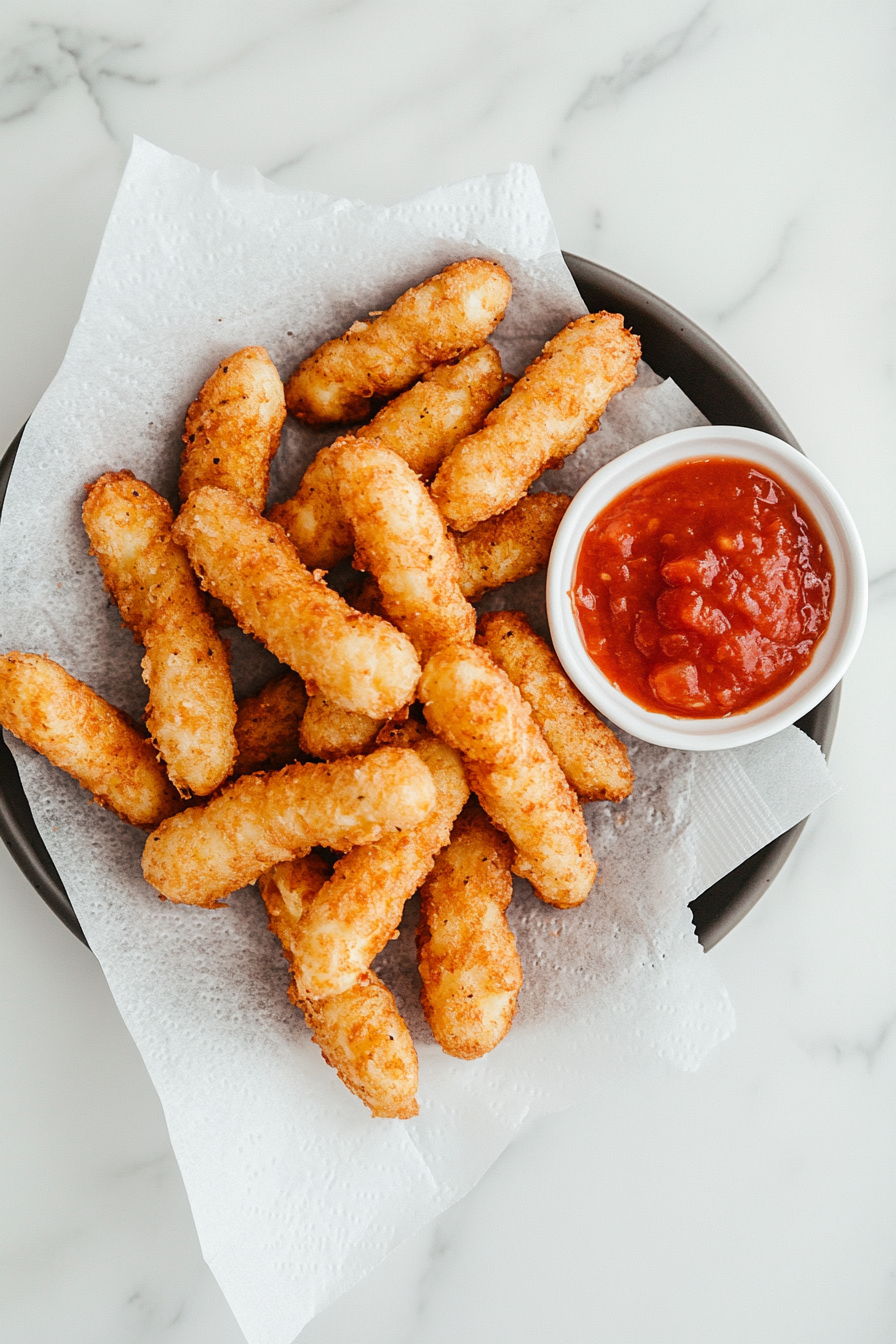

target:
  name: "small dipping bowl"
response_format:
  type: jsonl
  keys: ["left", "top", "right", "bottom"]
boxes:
{"left": 546, "top": 425, "right": 867, "bottom": 751}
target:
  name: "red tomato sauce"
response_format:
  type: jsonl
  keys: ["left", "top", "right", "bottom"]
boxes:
{"left": 573, "top": 457, "right": 834, "bottom": 718}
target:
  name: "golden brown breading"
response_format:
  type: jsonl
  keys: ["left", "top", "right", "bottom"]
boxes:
{"left": 141, "top": 746, "right": 437, "bottom": 907}
{"left": 431, "top": 313, "right": 641, "bottom": 531}
{"left": 180, "top": 346, "right": 286, "bottom": 511}
{"left": 299, "top": 973, "right": 419, "bottom": 1119}
{"left": 299, "top": 695, "right": 383, "bottom": 761}
{"left": 268, "top": 345, "right": 508, "bottom": 571}
{"left": 417, "top": 802, "right": 522, "bottom": 1060}
{"left": 285, "top": 259, "right": 512, "bottom": 424}
{"left": 455, "top": 493, "right": 571, "bottom": 600}
{"left": 259, "top": 854, "right": 418, "bottom": 1119}
{"left": 0, "top": 652, "right": 180, "bottom": 828}
{"left": 337, "top": 441, "right": 476, "bottom": 661}
{"left": 419, "top": 644, "right": 596, "bottom": 908}
{"left": 83, "top": 471, "right": 237, "bottom": 796}
{"left": 233, "top": 671, "right": 308, "bottom": 776}
{"left": 171, "top": 487, "right": 420, "bottom": 720}
{"left": 476, "top": 611, "right": 634, "bottom": 802}
{"left": 290, "top": 733, "right": 469, "bottom": 1000}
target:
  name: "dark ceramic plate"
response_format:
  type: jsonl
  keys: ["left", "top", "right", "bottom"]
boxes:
{"left": 0, "top": 256, "right": 839, "bottom": 950}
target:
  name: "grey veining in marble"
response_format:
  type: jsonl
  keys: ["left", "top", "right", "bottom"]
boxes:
{"left": 1, "top": 1, "right": 894, "bottom": 1340}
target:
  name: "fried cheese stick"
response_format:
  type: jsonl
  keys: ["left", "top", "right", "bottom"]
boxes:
{"left": 142, "top": 746, "right": 437, "bottom": 906}
{"left": 419, "top": 645, "right": 596, "bottom": 908}
{"left": 180, "top": 346, "right": 286, "bottom": 511}
{"left": 290, "top": 730, "right": 469, "bottom": 1000}
{"left": 417, "top": 801, "right": 522, "bottom": 1059}
{"left": 83, "top": 471, "right": 236, "bottom": 796}
{"left": 476, "top": 611, "right": 634, "bottom": 802}
{"left": 171, "top": 487, "right": 420, "bottom": 719}
{"left": 299, "top": 695, "right": 383, "bottom": 761}
{"left": 269, "top": 346, "right": 507, "bottom": 571}
{"left": 259, "top": 854, "right": 418, "bottom": 1118}
{"left": 337, "top": 441, "right": 475, "bottom": 661}
{"left": 431, "top": 313, "right": 641, "bottom": 531}
{"left": 0, "top": 652, "right": 180, "bottom": 828}
{"left": 233, "top": 671, "right": 308, "bottom": 776}
{"left": 455, "top": 493, "right": 571, "bottom": 600}
{"left": 285, "top": 259, "right": 512, "bottom": 424}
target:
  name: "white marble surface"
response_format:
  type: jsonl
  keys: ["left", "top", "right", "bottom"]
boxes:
{"left": 0, "top": 1, "right": 894, "bottom": 1340}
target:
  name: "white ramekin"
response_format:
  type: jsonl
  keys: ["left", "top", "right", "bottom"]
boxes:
{"left": 546, "top": 425, "right": 867, "bottom": 751}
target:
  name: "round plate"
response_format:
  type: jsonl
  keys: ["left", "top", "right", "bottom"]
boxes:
{"left": 0, "top": 257, "right": 839, "bottom": 950}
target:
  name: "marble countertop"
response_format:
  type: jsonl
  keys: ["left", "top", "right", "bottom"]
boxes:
{"left": 1, "top": 2, "right": 894, "bottom": 1340}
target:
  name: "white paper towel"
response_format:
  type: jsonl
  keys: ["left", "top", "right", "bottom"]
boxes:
{"left": 0, "top": 141, "right": 838, "bottom": 1344}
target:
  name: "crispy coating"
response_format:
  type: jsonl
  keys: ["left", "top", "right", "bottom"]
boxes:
{"left": 299, "top": 695, "right": 383, "bottom": 761}
{"left": 337, "top": 441, "right": 476, "bottom": 661}
{"left": 233, "top": 671, "right": 308, "bottom": 776}
{"left": 417, "top": 802, "right": 522, "bottom": 1060}
{"left": 419, "top": 645, "right": 596, "bottom": 908}
{"left": 0, "top": 652, "right": 180, "bottom": 828}
{"left": 300, "top": 972, "right": 419, "bottom": 1119}
{"left": 180, "top": 346, "right": 286, "bottom": 511}
{"left": 142, "top": 746, "right": 437, "bottom": 906}
{"left": 285, "top": 259, "right": 512, "bottom": 424}
{"left": 456, "top": 493, "right": 571, "bottom": 600}
{"left": 290, "top": 733, "right": 469, "bottom": 1000}
{"left": 83, "top": 471, "right": 236, "bottom": 796}
{"left": 431, "top": 313, "right": 641, "bottom": 531}
{"left": 268, "top": 345, "right": 508, "bottom": 570}
{"left": 476, "top": 611, "right": 634, "bottom": 802}
{"left": 171, "top": 487, "right": 420, "bottom": 719}
{"left": 259, "top": 855, "right": 418, "bottom": 1118}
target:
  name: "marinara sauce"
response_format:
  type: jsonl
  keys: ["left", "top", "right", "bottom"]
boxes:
{"left": 573, "top": 458, "right": 834, "bottom": 718}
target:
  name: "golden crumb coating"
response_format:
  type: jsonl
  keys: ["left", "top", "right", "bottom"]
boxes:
{"left": 431, "top": 313, "right": 641, "bottom": 531}
{"left": 142, "top": 746, "right": 437, "bottom": 907}
{"left": 233, "top": 671, "right": 308, "bottom": 776}
{"left": 337, "top": 441, "right": 476, "bottom": 661}
{"left": 180, "top": 346, "right": 286, "bottom": 511}
{"left": 290, "top": 733, "right": 469, "bottom": 1000}
{"left": 171, "top": 487, "right": 420, "bottom": 720}
{"left": 259, "top": 855, "right": 419, "bottom": 1118}
{"left": 266, "top": 437, "right": 355, "bottom": 572}
{"left": 300, "top": 974, "right": 419, "bottom": 1119}
{"left": 0, "top": 652, "right": 180, "bottom": 828}
{"left": 419, "top": 644, "right": 596, "bottom": 908}
{"left": 476, "top": 611, "right": 634, "bottom": 802}
{"left": 417, "top": 802, "right": 522, "bottom": 1059}
{"left": 455, "top": 493, "right": 571, "bottom": 600}
{"left": 268, "top": 345, "right": 508, "bottom": 571}
{"left": 299, "top": 695, "right": 383, "bottom": 761}
{"left": 82, "top": 471, "right": 236, "bottom": 796}
{"left": 285, "top": 259, "right": 512, "bottom": 424}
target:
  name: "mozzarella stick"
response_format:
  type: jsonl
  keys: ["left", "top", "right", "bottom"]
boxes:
{"left": 299, "top": 695, "right": 383, "bottom": 762}
{"left": 417, "top": 802, "right": 522, "bottom": 1059}
{"left": 171, "top": 487, "right": 420, "bottom": 720}
{"left": 456, "top": 493, "right": 571, "bottom": 600}
{"left": 476, "top": 611, "right": 634, "bottom": 802}
{"left": 233, "top": 671, "right": 308, "bottom": 776}
{"left": 290, "top": 731, "right": 469, "bottom": 1000}
{"left": 268, "top": 345, "right": 508, "bottom": 570}
{"left": 142, "top": 745, "right": 437, "bottom": 907}
{"left": 83, "top": 471, "right": 236, "bottom": 796}
{"left": 431, "top": 313, "right": 641, "bottom": 531}
{"left": 419, "top": 645, "right": 596, "bottom": 908}
{"left": 285, "top": 259, "right": 512, "bottom": 424}
{"left": 259, "top": 856, "right": 419, "bottom": 1119}
{"left": 180, "top": 346, "right": 286, "bottom": 511}
{"left": 0, "top": 652, "right": 180, "bottom": 828}
{"left": 337, "top": 441, "right": 475, "bottom": 660}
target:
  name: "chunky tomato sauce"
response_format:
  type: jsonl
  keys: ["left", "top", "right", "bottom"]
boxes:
{"left": 573, "top": 457, "right": 834, "bottom": 718}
